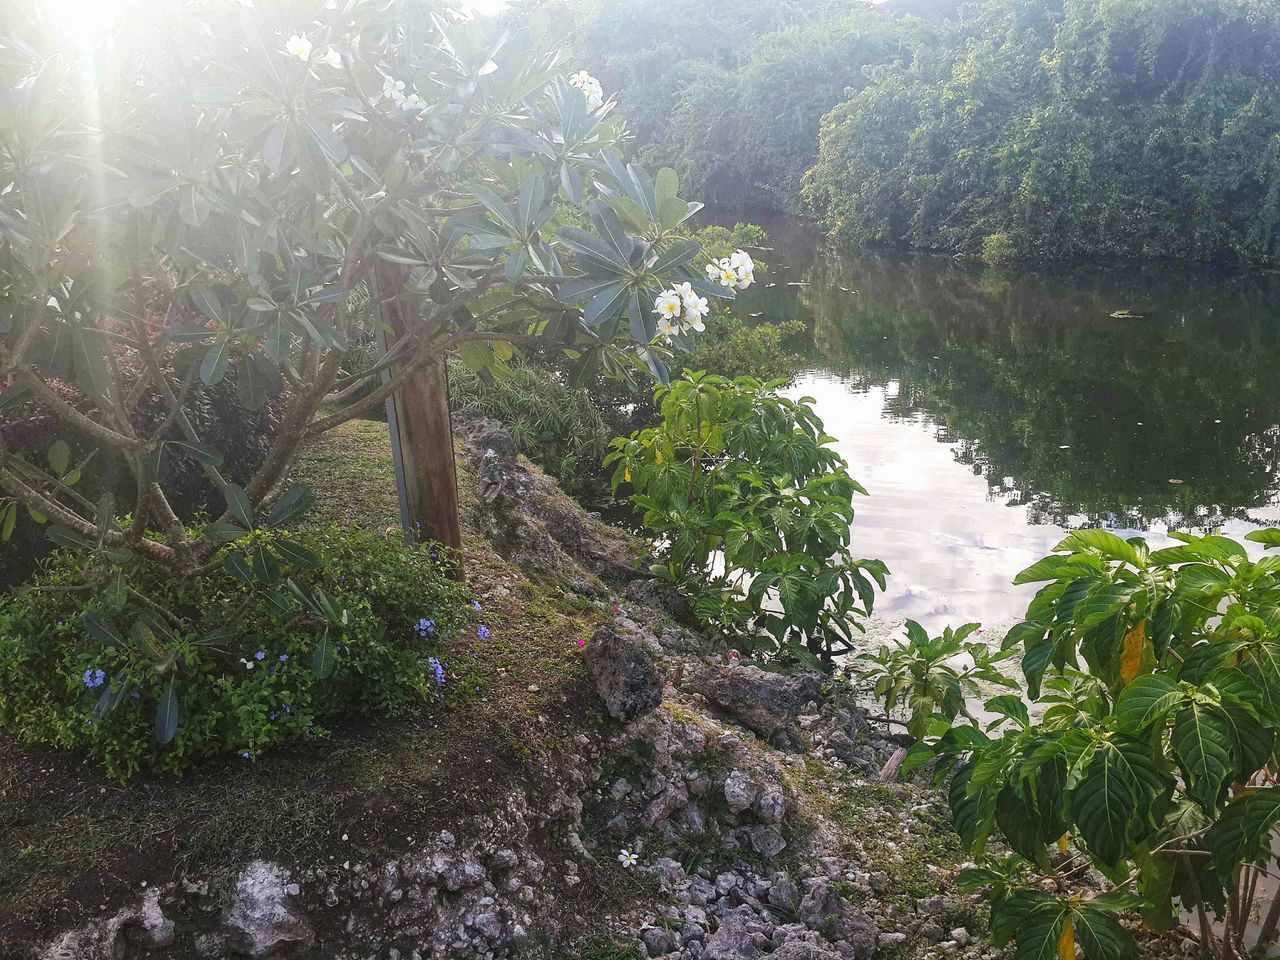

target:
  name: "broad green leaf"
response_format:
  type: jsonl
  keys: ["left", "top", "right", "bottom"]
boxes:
{"left": 267, "top": 486, "right": 314, "bottom": 527}
{"left": 1171, "top": 702, "right": 1234, "bottom": 812}
{"left": 1068, "top": 530, "right": 1141, "bottom": 567}
{"left": 1114, "top": 674, "right": 1182, "bottom": 732}
{"left": 311, "top": 628, "right": 336, "bottom": 679}
{"left": 222, "top": 483, "right": 254, "bottom": 528}
{"left": 1207, "top": 787, "right": 1280, "bottom": 881}
{"left": 155, "top": 679, "right": 179, "bottom": 745}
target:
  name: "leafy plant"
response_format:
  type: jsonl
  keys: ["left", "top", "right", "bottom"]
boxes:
{"left": 0, "top": 0, "right": 743, "bottom": 749}
{"left": 606, "top": 372, "right": 887, "bottom": 663}
{"left": 910, "top": 527, "right": 1280, "bottom": 959}
{"left": 0, "top": 525, "right": 469, "bottom": 779}
{"left": 855, "top": 620, "right": 1016, "bottom": 738}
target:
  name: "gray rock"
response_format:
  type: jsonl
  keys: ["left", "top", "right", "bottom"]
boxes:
{"left": 756, "top": 789, "right": 786, "bottom": 824}
{"left": 724, "top": 770, "right": 760, "bottom": 813}
{"left": 770, "top": 941, "right": 843, "bottom": 960}
{"left": 950, "top": 927, "right": 972, "bottom": 946}
{"left": 704, "top": 906, "right": 772, "bottom": 960}
{"left": 798, "top": 880, "right": 878, "bottom": 959}
{"left": 748, "top": 825, "right": 787, "bottom": 859}
{"left": 768, "top": 877, "right": 801, "bottom": 912}
{"left": 641, "top": 925, "right": 678, "bottom": 957}
{"left": 917, "top": 895, "right": 959, "bottom": 917}
{"left": 585, "top": 624, "right": 663, "bottom": 721}
{"left": 694, "top": 666, "right": 823, "bottom": 741}
{"left": 626, "top": 578, "right": 691, "bottom": 619}
{"left": 221, "top": 861, "right": 314, "bottom": 958}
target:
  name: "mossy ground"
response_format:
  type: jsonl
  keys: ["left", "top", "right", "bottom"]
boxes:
{"left": 0, "top": 419, "right": 622, "bottom": 953}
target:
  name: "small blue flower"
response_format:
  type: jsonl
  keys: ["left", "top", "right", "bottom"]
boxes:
{"left": 269, "top": 711, "right": 279, "bottom": 721}
{"left": 82, "top": 668, "right": 105, "bottom": 690}
{"left": 415, "top": 618, "right": 436, "bottom": 638}
{"left": 284, "top": 705, "right": 292, "bottom": 715}
{"left": 240, "top": 751, "right": 253, "bottom": 760}
{"left": 477, "top": 624, "right": 491, "bottom": 640}
{"left": 427, "top": 657, "right": 446, "bottom": 685}
{"left": 471, "top": 599, "right": 483, "bottom": 612}
{"left": 279, "top": 653, "right": 289, "bottom": 662}
{"left": 130, "top": 690, "right": 141, "bottom": 701}
{"left": 255, "top": 651, "right": 266, "bottom": 661}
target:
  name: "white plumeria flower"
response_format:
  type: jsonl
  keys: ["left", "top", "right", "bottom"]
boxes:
{"left": 653, "top": 291, "right": 682, "bottom": 321}
{"left": 729, "top": 249, "right": 753, "bottom": 272}
{"left": 382, "top": 77, "right": 407, "bottom": 104}
{"left": 568, "top": 70, "right": 604, "bottom": 109}
{"left": 705, "top": 262, "right": 721, "bottom": 281}
{"left": 682, "top": 293, "right": 710, "bottom": 319}
{"left": 717, "top": 262, "right": 738, "bottom": 287}
{"left": 681, "top": 314, "right": 706, "bottom": 334}
{"left": 617, "top": 849, "right": 639, "bottom": 868}
{"left": 284, "top": 34, "right": 313, "bottom": 62}
{"left": 318, "top": 47, "right": 343, "bottom": 70}
{"left": 656, "top": 315, "right": 681, "bottom": 339}
{"left": 672, "top": 281, "right": 695, "bottom": 300}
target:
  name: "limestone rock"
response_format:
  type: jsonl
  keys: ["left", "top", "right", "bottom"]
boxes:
{"left": 585, "top": 623, "right": 663, "bottom": 721}
{"left": 694, "top": 665, "right": 823, "bottom": 741}
{"left": 220, "top": 861, "right": 314, "bottom": 957}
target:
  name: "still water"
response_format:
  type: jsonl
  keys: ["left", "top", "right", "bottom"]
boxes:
{"left": 734, "top": 221, "right": 1280, "bottom": 635}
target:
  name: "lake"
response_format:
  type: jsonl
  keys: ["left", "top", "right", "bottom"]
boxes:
{"left": 732, "top": 219, "right": 1280, "bottom": 636}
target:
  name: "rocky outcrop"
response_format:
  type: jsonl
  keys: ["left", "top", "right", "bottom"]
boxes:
{"left": 40, "top": 888, "right": 174, "bottom": 960}
{"left": 585, "top": 623, "right": 664, "bottom": 721}
{"left": 453, "top": 413, "right": 640, "bottom": 592}
{"left": 693, "top": 665, "right": 823, "bottom": 743}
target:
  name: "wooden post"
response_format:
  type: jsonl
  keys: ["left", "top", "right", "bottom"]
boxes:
{"left": 371, "top": 264, "right": 464, "bottom": 574}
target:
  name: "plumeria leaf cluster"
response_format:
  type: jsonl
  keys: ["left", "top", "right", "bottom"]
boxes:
{"left": 0, "top": 0, "right": 739, "bottom": 754}
{"left": 907, "top": 528, "right": 1280, "bottom": 960}
{"left": 606, "top": 372, "right": 887, "bottom": 663}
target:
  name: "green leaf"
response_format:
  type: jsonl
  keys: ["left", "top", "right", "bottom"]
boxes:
{"left": 311, "top": 629, "right": 336, "bottom": 679}
{"left": 155, "top": 679, "right": 179, "bottom": 745}
{"left": 1245, "top": 529, "right": 1280, "bottom": 549}
{"left": 222, "top": 483, "right": 254, "bottom": 528}
{"left": 200, "top": 338, "right": 230, "bottom": 385}
{"left": 985, "top": 694, "right": 1030, "bottom": 729}
{"left": 1013, "top": 900, "right": 1068, "bottom": 960}
{"left": 1207, "top": 787, "right": 1280, "bottom": 881}
{"left": 1072, "top": 904, "right": 1136, "bottom": 960}
{"left": 82, "top": 611, "right": 126, "bottom": 647}
{"left": 168, "top": 439, "right": 224, "bottom": 468}
{"left": 250, "top": 546, "right": 281, "bottom": 586}
{"left": 1070, "top": 737, "right": 1166, "bottom": 867}
{"left": 1068, "top": 529, "right": 1142, "bottom": 567}
{"left": 1171, "top": 702, "right": 1234, "bottom": 813}
{"left": 271, "top": 538, "right": 323, "bottom": 570}
{"left": 1114, "top": 675, "right": 1183, "bottom": 732}
{"left": 47, "top": 439, "right": 69, "bottom": 477}
{"left": 267, "top": 486, "right": 314, "bottom": 527}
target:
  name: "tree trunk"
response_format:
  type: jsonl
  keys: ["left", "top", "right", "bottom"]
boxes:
{"left": 372, "top": 264, "right": 464, "bottom": 576}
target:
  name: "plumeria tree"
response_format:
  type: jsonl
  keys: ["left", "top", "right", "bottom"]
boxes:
{"left": 0, "top": 0, "right": 748, "bottom": 590}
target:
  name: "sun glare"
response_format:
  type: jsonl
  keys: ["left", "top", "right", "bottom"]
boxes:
{"left": 47, "top": 0, "right": 130, "bottom": 35}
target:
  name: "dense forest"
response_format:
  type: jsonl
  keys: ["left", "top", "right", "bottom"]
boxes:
{"left": 525, "top": 0, "right": 1280, "bottom": 264}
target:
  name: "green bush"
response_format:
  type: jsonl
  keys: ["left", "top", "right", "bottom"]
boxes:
{"left": 0, "top": 525, "right": 470, "bottom": 779}
{"left": 607, "top": 372, "right": 887, "bottom": 664}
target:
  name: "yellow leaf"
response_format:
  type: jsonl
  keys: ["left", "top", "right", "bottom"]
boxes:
{"left": 623, "top": 468, "right": 631, "bottom": 483}
{"left": 655, "top": 449, "right": 664, "bottom": 465}
{"left": 1058, "top": 914, "right": 1075, "bottom": 960}
{"left": 1120, "top": 620, "right": 1149, "bottom": 684}
{"left": 1058, "top": 835, "right": 1069, "bottom": 855}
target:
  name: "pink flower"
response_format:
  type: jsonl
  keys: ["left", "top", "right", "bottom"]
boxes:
{"left": 612, "top": 604, "right": 621, "bottom": 613}
{"left": 576, "top": 639, "right": 586, "bottom": 648}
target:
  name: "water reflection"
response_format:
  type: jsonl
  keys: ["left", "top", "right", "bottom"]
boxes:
{"left": 740, "top": 222, "right": 1280, "bottom": 630}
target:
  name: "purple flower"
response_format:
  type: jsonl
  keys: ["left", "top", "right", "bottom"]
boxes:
{"left": 240, "top": 751, "right": 253, "bottom": 760}
{"left": 82, "top": 668, "right": 105, "bottom": 689}
{"left": 415, "top": 618, "right": 436, "bottom": 638}
{"left": 427, "top": 657, "right": 446, "bottom": 685}
{"left": 279, "top": 654, "right": 289, "bottom": 662}
{"left": 477, "top": 624, "right": 491, "bottom": 640}
{"left": 284, "top": 705, "right": 292, "bottom": 715}
{"left": 471, "top": 599, "right": 483, "bottom": 612}
{"left": 254, "top": 651, "right": 266, "bottom": 661}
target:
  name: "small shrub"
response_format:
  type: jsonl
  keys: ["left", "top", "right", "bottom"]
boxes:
{"left": 607, "top": 373, "right": 887, "bottom": 664}
{"left": 0, "top": 525, "right": 470, "bottom": 779}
